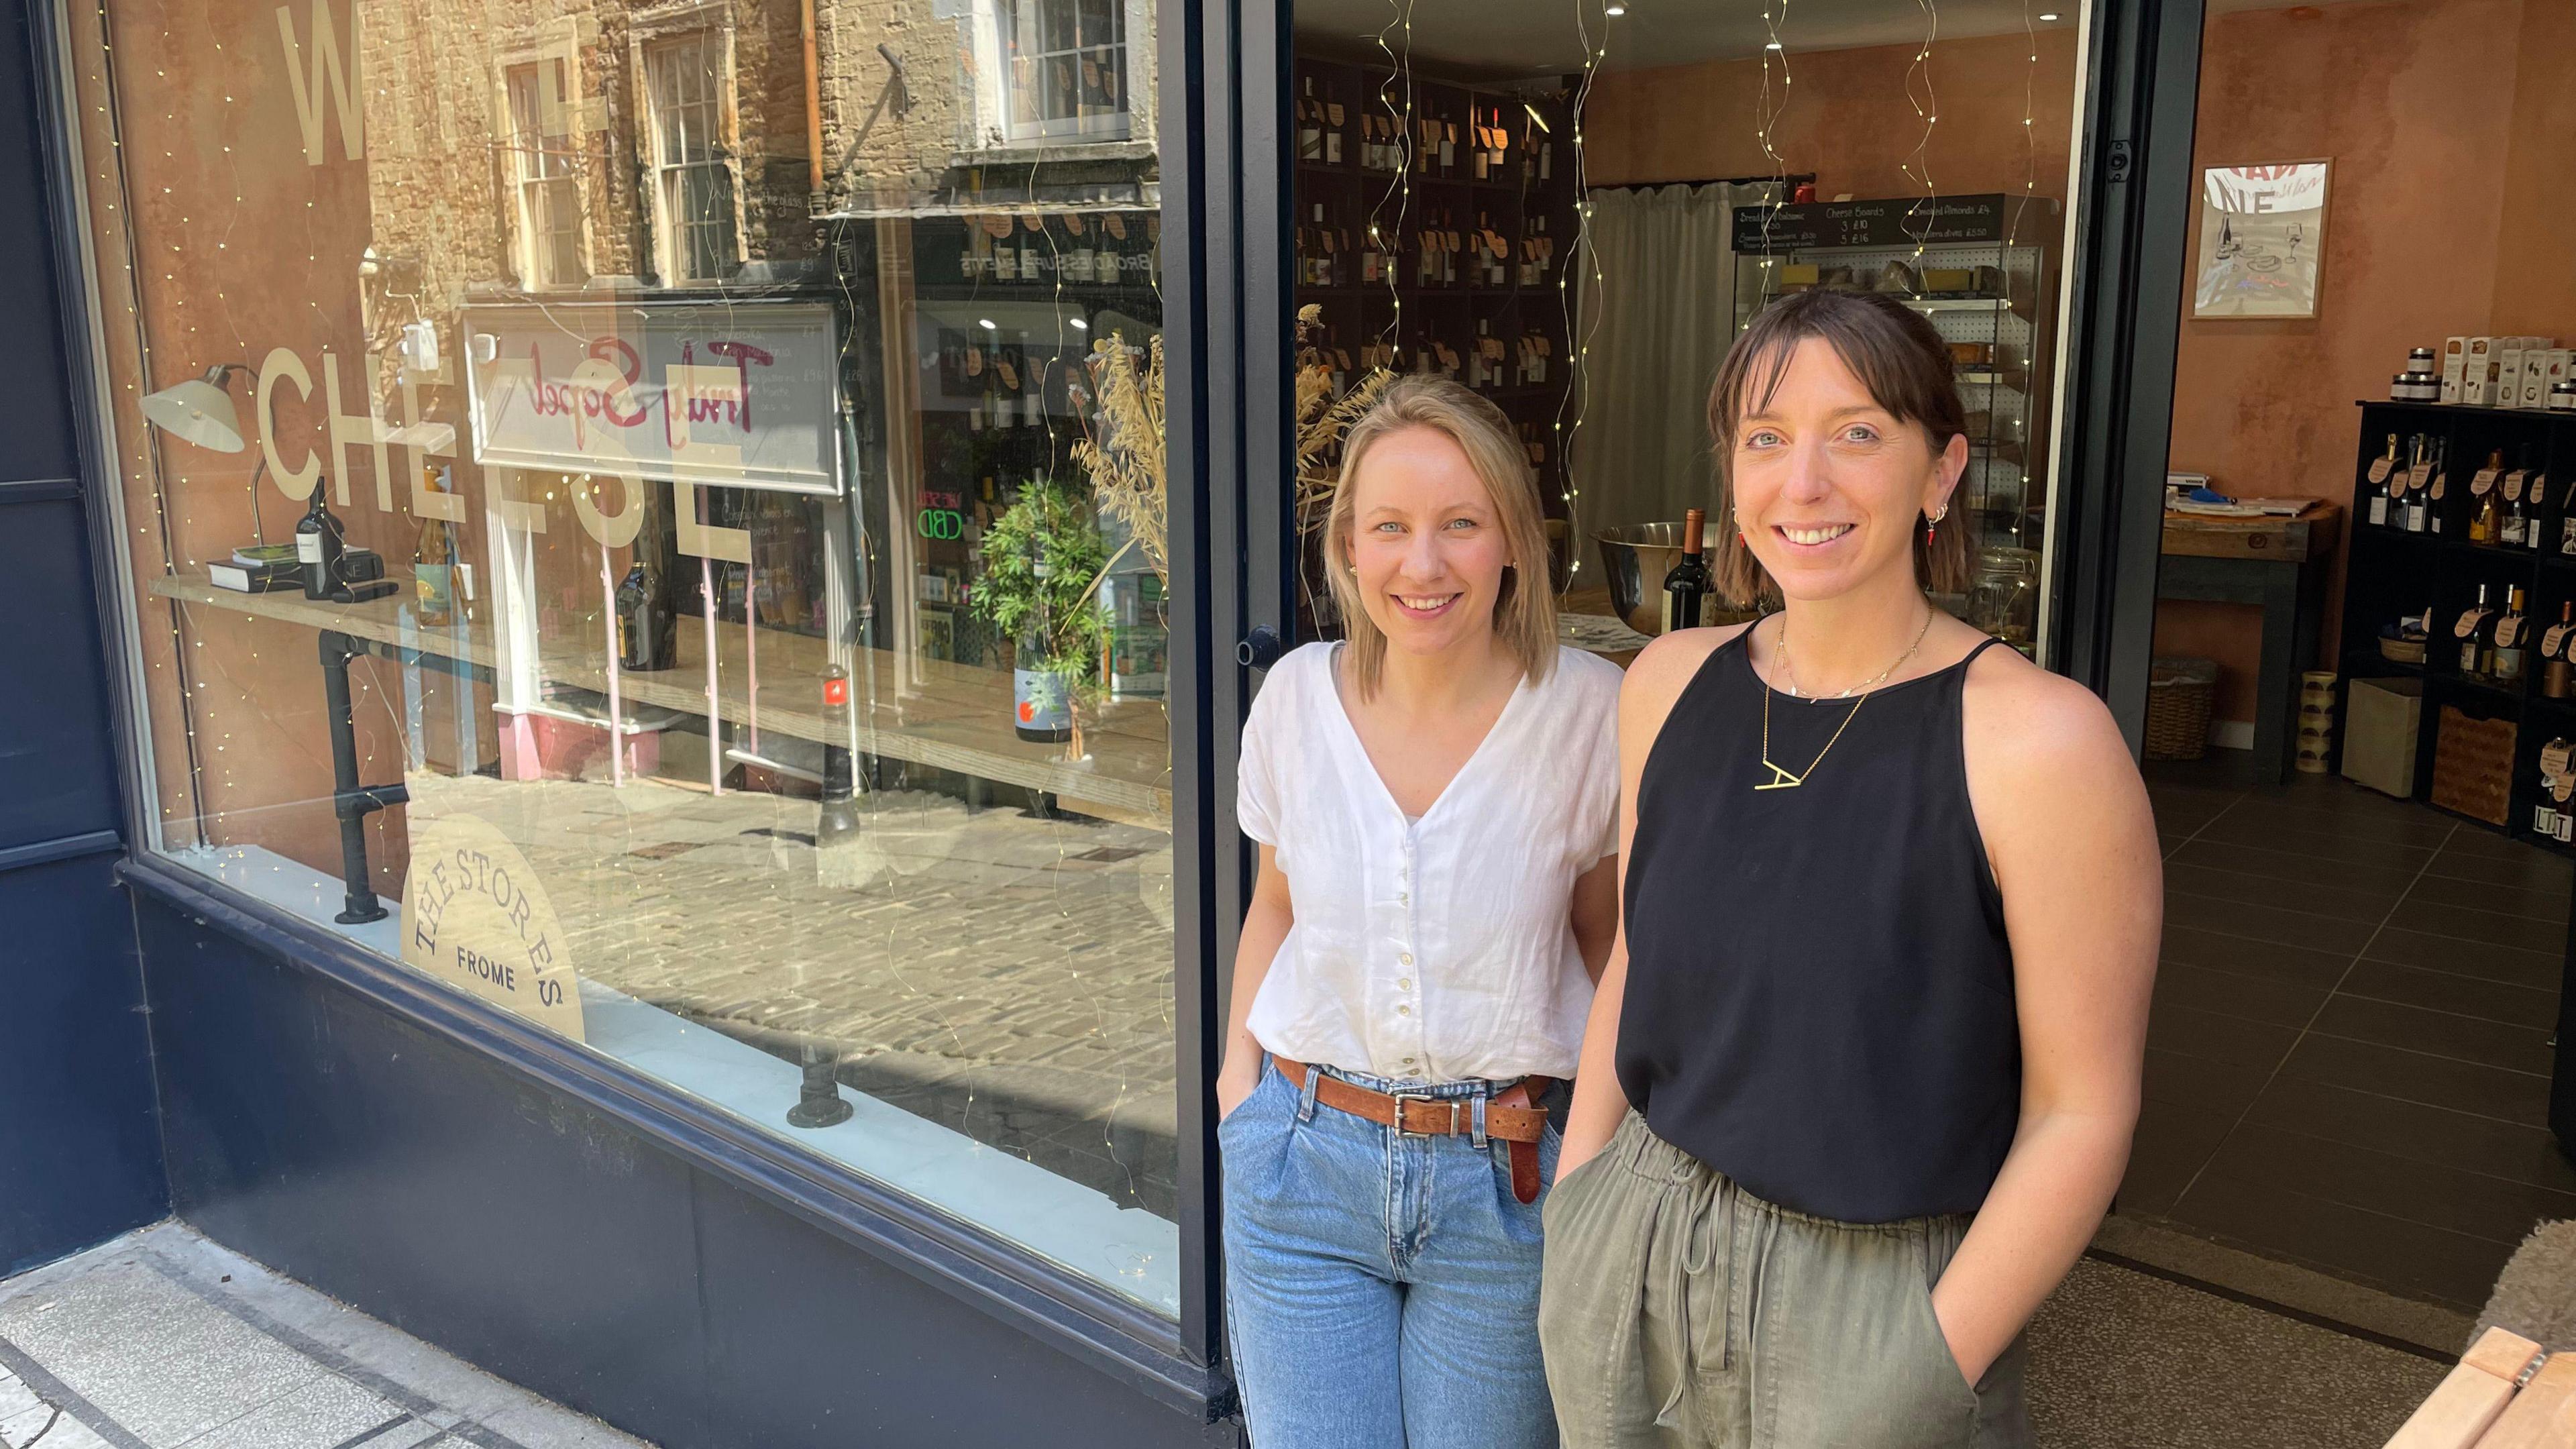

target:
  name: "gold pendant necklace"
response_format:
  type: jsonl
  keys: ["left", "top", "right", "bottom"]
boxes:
{"left": 1755, "top": 610, "right": 1935, "bottom": 792}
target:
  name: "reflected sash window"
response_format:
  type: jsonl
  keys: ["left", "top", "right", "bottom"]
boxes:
{"left": 1000, "top": 0, "right": 1128, "bottom": 142}
{"left": 645, "top": 34, "right": 739, "bottom": 285}
{"left": 504, "top": 62, "right": 586, "bottom": 289}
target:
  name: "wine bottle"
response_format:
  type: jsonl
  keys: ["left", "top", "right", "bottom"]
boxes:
{"left": 2405, "top": 437, "right": 2430, "bottom": 533}
{"left": 2367, "top": 433, "right": 2397, "bottom": 527}
{"left": 2472, "top": 448, "right": 2504, "bottom": 543}
{"left": 297, "top": 480, "right": 344, "bottom": 601}
{"left": 2494, "top": 586, "right": 2529, "bottom": 683}
{"left": 2546, "top": 602, "right": 2573, "bottom": 699}
{"left": 413, "top": 462, "right": 455, "bottom": 626}
{"left": 1662, "top": 508, "right": 1713, "bottom": 634}
{"left": 614, "top": 557, "right": 676, "bottom": 671}
{"left": 2460, "top": 582, "right": 2493, "bottom": 676}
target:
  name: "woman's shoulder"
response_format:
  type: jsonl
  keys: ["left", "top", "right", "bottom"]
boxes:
{"left": 1959, "top": 636, "right": 2131, "bottom": 790}
{"left": 1544, "top": 643, "right": 1627, "bottom": 699}
{"left": 1620, "top": 621, "right": 1751, "bottom": 716}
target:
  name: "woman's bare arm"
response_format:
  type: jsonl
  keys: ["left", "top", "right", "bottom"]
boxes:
{"left": 1931, "top": 654, "right": 2161, "bottom": 1385}
{"left": 1215, "top": 845, "right": 1294, "bottom": 1120}
{"left": 1570, "top": 855, "right": 1619, "bottom": 985}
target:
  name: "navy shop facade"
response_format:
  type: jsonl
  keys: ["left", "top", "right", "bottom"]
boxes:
{"left": 0, "top": 0, "right": 2214, "bottom": 1442}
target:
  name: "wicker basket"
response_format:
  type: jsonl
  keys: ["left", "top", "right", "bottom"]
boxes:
{"left": 2431, "top": 706, "right": 2516, "bottom": 825}
{"left": 2146, "top": 657, "right": 2220, "bottom": 761}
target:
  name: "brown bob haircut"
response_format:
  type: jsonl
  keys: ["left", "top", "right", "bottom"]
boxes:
{"left": 1705, "top": 288, "right": 1973, "bottom": 609}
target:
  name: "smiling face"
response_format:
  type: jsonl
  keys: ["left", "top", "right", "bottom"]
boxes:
{"left": 1726, "top": 336, "right": 1967, "bottom": 604}
{"left": 1342, "top": 424, "right": 1514, "bottom": 660}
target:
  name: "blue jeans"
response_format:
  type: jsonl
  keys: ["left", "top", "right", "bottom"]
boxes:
{"left": 1221, "top": 1058, "right": 1561, "bottom": 1449}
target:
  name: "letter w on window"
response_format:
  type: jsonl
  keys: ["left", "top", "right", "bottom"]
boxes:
{"left": 276, "top": 0, "right": 364, "bottom": 165}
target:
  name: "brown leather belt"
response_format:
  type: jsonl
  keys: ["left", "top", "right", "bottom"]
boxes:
{"left": 1274, "top": 1057, "right": 1554, "bottom": 1204}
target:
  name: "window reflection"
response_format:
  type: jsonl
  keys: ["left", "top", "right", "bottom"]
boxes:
{"left": 74, "top": 0, "right": 1175, "bottom": 1312}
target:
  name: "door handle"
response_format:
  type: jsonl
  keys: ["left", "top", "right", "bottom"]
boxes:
{"left": 1238, "top": 625, "right": 1285, "bottom": 670}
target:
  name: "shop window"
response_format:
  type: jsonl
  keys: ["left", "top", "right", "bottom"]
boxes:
{"left": 502, "top": 59, "right": 588, "bottom": 290}
{"left": 68, "top": 0, "right": 1178, "bottom": 1318}
{"left": 643, "top": 33, "right": 740, "bottom": 284}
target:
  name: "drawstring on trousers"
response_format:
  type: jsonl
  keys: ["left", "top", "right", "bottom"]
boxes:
{"left": 1650, "top": 1169, "right": 1783, "bottom": 1431}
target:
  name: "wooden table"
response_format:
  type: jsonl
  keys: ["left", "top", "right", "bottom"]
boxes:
{"left": 150, "top": 576, "right": 1175, "bottom": 828}
{"left": 2156, "top": 502, "right": 2342, "bottom": 784}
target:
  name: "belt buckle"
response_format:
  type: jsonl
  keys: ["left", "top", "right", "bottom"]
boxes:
{"left": 1389, "top": 1090, "right": 1459, "bottom": 1136}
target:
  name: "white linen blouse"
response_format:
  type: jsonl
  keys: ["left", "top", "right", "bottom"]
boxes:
{"left": 1238, "top": 641, "right": 1623, "bottom": 1083}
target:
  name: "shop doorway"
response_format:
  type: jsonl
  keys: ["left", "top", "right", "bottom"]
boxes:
{"left": 2135, "top": 0, "right": 2576, "bottom": 1314}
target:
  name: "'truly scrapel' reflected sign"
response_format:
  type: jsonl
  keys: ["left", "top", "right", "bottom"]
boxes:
{"left": 463, "top": 299, "right": 844, "bottom": 496}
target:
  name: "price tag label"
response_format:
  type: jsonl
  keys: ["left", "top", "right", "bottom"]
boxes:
{"left": 2506, "top": 470, "right": 2530, "bottom": 501}
{"left": 2546, "top": 624, "right": 2574, "bottom": 657}
{"left": 2430, "top": 472, "right": 2448, "bottom": 500}
{"left": 1329, "top": 103, "right": 1346, "bottom": 125}
{"left": 2496, "top": 616, "right": 2525, "bottom": 648}
{"left": 1105, "top": 214, "right": 1128, "bottom": 240}
{"left": 979, "top": 213, "right": 1014, "bottom": 238}
{"left": 2409, "top": 461, "right": 2434, "bottom": 491}
{"left": 2473, "top": 467, "right": 2502, "bottom": 496}
{"left": 2367, "top": 458, "right": 2396, "bottom": 485}
{"left": 2557, "top": 771, "right": 2575, "bottom": 805}
{"left": 2455, "top": 608, "right": 2489, "bottom": 639}
{"left": 996, "top": 359, "right": 1020, "bottom": 390}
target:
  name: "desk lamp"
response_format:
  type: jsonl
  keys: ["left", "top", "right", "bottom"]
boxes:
{"left": 141, "top": 362, "right": 271, "bottom": 546}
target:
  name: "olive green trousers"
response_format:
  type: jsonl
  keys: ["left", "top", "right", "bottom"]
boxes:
{"left": 1538, "top": 1112, "right": 2033, "bottom": 1448}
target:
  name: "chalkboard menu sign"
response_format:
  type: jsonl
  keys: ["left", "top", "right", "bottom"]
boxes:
{"left": 1731, "top": 194, "right": 2012, "bottom": 253}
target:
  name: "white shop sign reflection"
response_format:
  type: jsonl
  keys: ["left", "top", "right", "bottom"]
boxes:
{"left": 463, "top": 300, "right": 845, "bottom": 498}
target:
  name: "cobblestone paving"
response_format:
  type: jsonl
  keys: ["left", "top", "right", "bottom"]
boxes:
{"left": 404, "top": 765, "right": 1182, "bottom": 1218}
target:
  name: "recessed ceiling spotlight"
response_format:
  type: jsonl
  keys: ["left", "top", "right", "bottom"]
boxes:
{"left": 1069, "top": 316, "right": 1089, "bottom": 330}
{"left": 1604, "top": 2, "right": 1625, "bottom": 15}
{"left": 977, "top": 318, "right": 998, "bottom": 331}
{"left": 2038, "top": 10, "right": 2061, "bottom": 17}
{"left": 1765, "top": 40, "right": 1783, "bottom": 49}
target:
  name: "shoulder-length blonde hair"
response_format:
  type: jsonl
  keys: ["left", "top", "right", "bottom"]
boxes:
{"left": 1323, "top": 375, "right": 1558, "bottom": 700}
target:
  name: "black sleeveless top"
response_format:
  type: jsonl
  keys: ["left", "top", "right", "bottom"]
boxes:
{"left": 1616, "top": 628, "right": 2020, "bottom": 1223}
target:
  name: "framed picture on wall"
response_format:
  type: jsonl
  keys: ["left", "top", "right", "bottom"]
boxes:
{"left": 2193, "top": 160, "right": 2331, "bottom": 319}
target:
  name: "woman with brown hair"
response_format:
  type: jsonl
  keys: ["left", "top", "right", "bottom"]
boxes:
{"left": 1217, "top": 375, "right": 1622, "bottom": 1447}
{"left": 1538, "top": 288, "right": 2159, "bottom": 1447}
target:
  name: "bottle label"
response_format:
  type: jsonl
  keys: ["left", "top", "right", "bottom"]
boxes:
{"left": 297, "top": 531, "right": 323, "bottom": 564}
{"left": 2472, "top": 467, "right": 2500, "bottom": 496}
{"left": 2505, "top": 470, "right": 2529, "bottom": 501}
{"left": 2369, "top": 496, "right": 2388, "bottom": 525}
{"left": 2455, "top": 609, "right": 2489, "bottom": 639}
{"left": 2428, "top": 472, "right": 2447, "bottom": 499}
{"left": 2545, "top": 624, "right": 2573, "bottom": 657}
{"left": 414, "top": 564, "right": 453, "bottom": 621}
{"left": 2367, "top": 458, "right": 2395, "bottom": 486}
{"left": 2495, "top": 617, "right": 2524, "bottom": 648}
{"left": 1014, "top": 668, "right": 1073, "bottom": 733}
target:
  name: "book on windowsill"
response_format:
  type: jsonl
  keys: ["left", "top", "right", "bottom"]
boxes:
{"left": 209, "top": 555, "right": 301, "bottom": 592}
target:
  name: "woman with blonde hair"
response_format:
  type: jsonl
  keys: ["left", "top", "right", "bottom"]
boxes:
{"left": 1216, "top": 374, "right": 1622, "bottom": 1447}
{"left": 1538, "top": 287, "right": 2157, "bottom": 1447}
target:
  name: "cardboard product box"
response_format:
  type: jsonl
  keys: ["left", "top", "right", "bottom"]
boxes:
{"left": 2547, "top": 350, "right": 2573, "bottom": 407}
{"left": 2501, "top": 344, "right": 2528, "bottom": 406}
{"left": 2522, "top": 350, "right": 2551, "bottom": 409}
{"left": 2441, "top": 335, "right": 2468, "bottom": 403}
{"left": 2464, "top": 337, "right": 2498, "bottom": 406}
{"left": 2343, "top": 676, "right": 2422, "bottom": 799}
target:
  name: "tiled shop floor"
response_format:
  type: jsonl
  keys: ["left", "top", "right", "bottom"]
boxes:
{"left": 2133, "top": 755, "right": 2575, "bottom": 1311}
{"left": 0, "top": 1225, "right": 647, "bottom": 1449}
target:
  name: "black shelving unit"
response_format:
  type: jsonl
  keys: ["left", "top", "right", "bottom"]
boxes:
{"left": 2337, "top": 398, "right": 2576, "bottom": 859}
{"left": 1289, "top": 58, "right": 1580, "bottom": 511}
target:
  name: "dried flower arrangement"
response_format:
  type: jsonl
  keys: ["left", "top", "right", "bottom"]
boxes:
{"left": 1294, "top": 303, "right": 1392, "bottom": 539}
{"left": 1073, "top": 331, "right": 1167, "bottom": 582}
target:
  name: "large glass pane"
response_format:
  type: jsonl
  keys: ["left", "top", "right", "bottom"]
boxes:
{"left": 1289, "top": 0, "right": 2096, "bottom": 663}
{"left": 69, "top": 0, "right": 1177, "bottom": 1313}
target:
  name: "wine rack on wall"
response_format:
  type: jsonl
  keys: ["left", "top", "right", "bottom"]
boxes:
{"left": 1289, "top": 57, "right": 1581, "bottom": 515}
{"left": 2339, "top": 398, "right": 2576, "bottom": 855}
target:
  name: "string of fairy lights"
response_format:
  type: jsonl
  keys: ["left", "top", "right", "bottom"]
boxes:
{"left": 1900, "top": 0, "right": 1941, "bottom": 254}
{"left": 1550, "top": 0, "right": 1609, "bottom": 582}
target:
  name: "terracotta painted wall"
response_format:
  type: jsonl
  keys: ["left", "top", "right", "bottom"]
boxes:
{"left": 2157, "top": 0, "right": 2576, "bottom": 726}
{"left": 1582, "top": 27, "right": 2079, "bottom": 209}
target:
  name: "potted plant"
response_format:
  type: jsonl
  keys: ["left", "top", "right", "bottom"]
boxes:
{"left": 973, "top": 475, "right": 1109, "bottom": 757}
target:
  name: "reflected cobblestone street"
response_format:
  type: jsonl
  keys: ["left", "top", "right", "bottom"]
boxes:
{"left": 405, "top": 767, "right": 1181, "bottom": 1218}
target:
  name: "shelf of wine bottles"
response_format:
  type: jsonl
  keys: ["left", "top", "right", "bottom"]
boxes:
{"left": 2340, "top": 398, "right": 2576, "bottom": 857}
